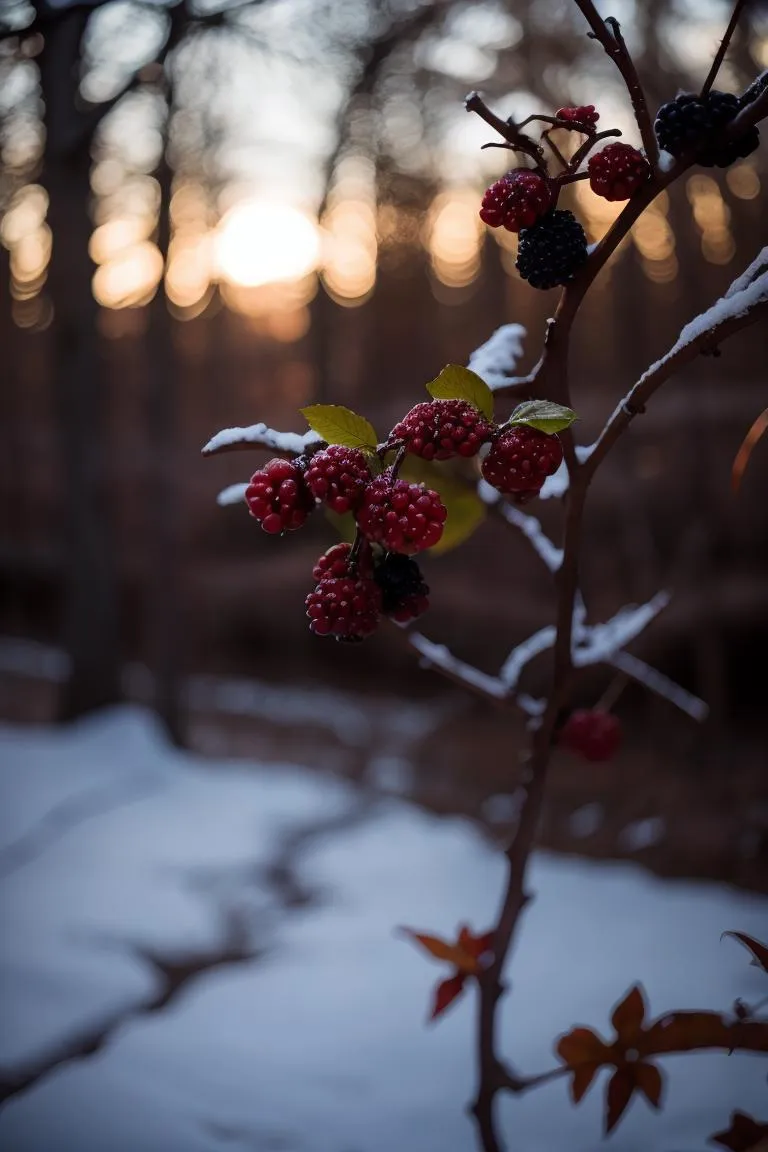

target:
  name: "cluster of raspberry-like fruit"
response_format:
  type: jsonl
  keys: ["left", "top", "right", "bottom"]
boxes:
{"left": 244, "top": 397, "right": 564, "bottom": 641}
{"left": 478, "top": 86, "right": 759, "bottom": 290}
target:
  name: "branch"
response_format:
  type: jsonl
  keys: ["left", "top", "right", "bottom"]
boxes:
{"left": 609, "top": 650, "right": 709, "bottom": 721}
{"left": 405, "top": 631, "right": 508, "bottom": 702}
{"left": 202, "top": 424, "right": 323, "bottom": 457}
{"left": 477, "top": 480, "right": 563, "bottom": 572}
{"left": 465, "top": 92, "right": 547, "bottom": 169}
{"left": 572, "top": 2, "right": 658, "bottom": 166}
{"left": 701, "top": 0, "right": 747, "bottom": 97}
{"left": 586, "top": 257, "right": 768, "bottom": 477}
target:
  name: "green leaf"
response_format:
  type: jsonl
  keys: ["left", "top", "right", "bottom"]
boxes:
{"left": 426, "top": 365, "right": 494, "bottom": 421}
{"left": 400, "top": 457, "right": 486, "bottom": 555}
{"left": 324, "top": 508, "right": 357, "bottom": 543}
{"left": 509, "top": 400, "right": 578, "bottom": 435}
{"left": 300, "top": 404, "right": 378, "bottom": 452}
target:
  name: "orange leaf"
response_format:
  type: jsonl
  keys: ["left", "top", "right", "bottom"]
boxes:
{"left": 710, "top": 1111, "right": 768, "bottom": 1151}
{"left": 556, "top": 1026, "right": 610, "bottom": 1068}
{"left": 430, "top": 973, "right": 466, "bottom": 1021}
{"left": 722, "top": 932, "right": 768, "bottom": 975}
{"left": 400, "top": 928, "right": 474, "bottom": 970}
{"left": 611, "top": 984, "right": 646, "bottom": 1041}
{"left": 732, "top": 409, "right": 768, "bottom": 495}
{"left": 634, "top": 1061, "right": 663, "bottom": 1109}
{"left": 605, "top": 1066, "right": 634, "bottom": 1134}
{"left": 570, "top": 1062, "right": 600, "bottom": 1104}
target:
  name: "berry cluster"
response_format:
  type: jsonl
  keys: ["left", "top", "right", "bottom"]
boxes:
{"left": 655, "top": 90, "right": 760, "bottom": 168}
{"left": 243, "top": 396, "right": 565, "bottom": 642}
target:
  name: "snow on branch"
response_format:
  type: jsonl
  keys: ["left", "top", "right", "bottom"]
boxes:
{"left": 202, "top": 423, "right": 322, "bottom": 458}
{"left": 216, "top": 483, "right": 249, "bottom": 507}
{"left": 724, "top": 245, "right": 768, "bottom": 299}
{"left": 468, "top": 324, "right": 527, "bottom": 391}
{"left": 478, "top": 480, "right": 563, "bottom": 571}
{"left": 500, "top": 626, "right": 556, "bottom": 689}
{"left": 609, "top": 650, "right": 709, "bottom": 722}
{"left": 572, "top": 591, "right": 671, "bottom": 667}
{"left": 407, "top": 633, "right": 507, "bottom": 700}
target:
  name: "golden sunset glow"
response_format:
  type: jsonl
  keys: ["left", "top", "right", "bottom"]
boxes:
{"left": 215, "top": 200, "right": 320, "bottom": 288}
{"left": 321, "top": 198, "right": 377, "bottom": 304}
{"left": 427, "top": 190, "right": 482, "bottom": 287}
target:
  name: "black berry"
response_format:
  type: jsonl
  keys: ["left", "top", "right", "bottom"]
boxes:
{"left": 516, "top": 210, "right": 588, "bottom": 291}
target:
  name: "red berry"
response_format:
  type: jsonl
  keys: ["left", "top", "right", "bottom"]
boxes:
{"left": 479, "top": 170, "right": 553, "bottom": 232}
{"left": 304, "top": 445, "right": 371, "bottom": 514}
{"left": 560, "top": 710, "right": 621, "bottom": 762}
{"left": 312, "top": 540, "right": 373, "bottom": 582}
{"left": 356, "top": 470, "right": 447, "bottom": 555}
{"left": 481, "top": 426, "right": 563, "bottom": 495}
{"left": 245, "top": 458, "right": 314, "bottom": 534}
{"left": 556, "top": 105, "right": 599, "bottom": 129}
{"left": 390, "top": 399, "right": 494, "bottom": 461}
{"left": 587, "top": 143, "right": 650, "bottom": 201}
{"left": 305, "top": 573, "right": 382, "bottom": 641}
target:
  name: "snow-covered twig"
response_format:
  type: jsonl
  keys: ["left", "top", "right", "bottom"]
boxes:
{"left": 407, "top": 632, "right": 507, "bottom": 700}
{"left": 500, "top": 627, "right": 556, "bottom": 690}
{"left": 572, "top": 591, "right": 671, "bottom": 666}
{"left": 202, "top": 424, "right": 322, "bottom": 458}
{"left": 468, "top": 324, "right": 528, "bottom": 393}
{"left": 608, "top": 650, "right": 709, "bottom": 722}
{"left": 478, "top": 480, "right": 562, "bottom": 571}
{"left": 216, "top": 483, "right": 249, "bottom": 507}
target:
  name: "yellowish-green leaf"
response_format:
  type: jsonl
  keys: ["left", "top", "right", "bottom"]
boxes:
{"left": 509, "top": 400, "right": 578, "bottom": 435}
{"left": 426, "top": 364, "right": 494, "bottom": 421}
{"left": 400, "top": 457, "right": 486, "bottom": 555}
{"left": 324, "top": 508, "right": 356, "bottom": 543}
{"left": 300, "top": 404, "right": 378, "bottom": 453}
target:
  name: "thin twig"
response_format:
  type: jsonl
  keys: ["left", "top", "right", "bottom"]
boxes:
{"left": 465, "top": 92, "right": 547, "bottom": 170}
{"left": 701, "top": 0, "right": 747, "bottom": 97}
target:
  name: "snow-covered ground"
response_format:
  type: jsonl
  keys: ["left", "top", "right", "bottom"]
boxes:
{"left": 0, "top": 708, "right": 765, "bottom": 1152}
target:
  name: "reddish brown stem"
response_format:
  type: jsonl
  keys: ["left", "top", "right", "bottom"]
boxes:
{"left": 701, "top": 0, "right": 747, "bottom": 97}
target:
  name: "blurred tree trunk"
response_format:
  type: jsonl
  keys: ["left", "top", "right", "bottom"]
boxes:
{"left": 38, "top": 9, "right": 121, "bottom": 720}
{"left": 145, "top": 138, "right": 185, "bottom": 746}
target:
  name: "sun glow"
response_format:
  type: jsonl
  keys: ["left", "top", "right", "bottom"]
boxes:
{"left": 215, "top": 200, "right": 320, "bottom": 288}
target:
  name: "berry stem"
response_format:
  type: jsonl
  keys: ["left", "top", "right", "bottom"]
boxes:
{"left": 701, "top": 0, "right": 747, "bottom": 97}
{"left": 465, "top": 91, "right": 548, "bottom": 172}
{"left": 573, "top": 3, "right": 658, "bottom": 168}
{"left": 389, "top": 444, "right": 408, "bottom": 479}
{"left": 541, "top": 129, "right": 569, "bottom": 171}
{"left": 568, "top": 127, "right": 622, "bottom": 173}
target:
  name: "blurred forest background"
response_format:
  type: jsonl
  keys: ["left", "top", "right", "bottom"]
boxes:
{"left": 1, "top": 0, "right": 767, "bottom": 890}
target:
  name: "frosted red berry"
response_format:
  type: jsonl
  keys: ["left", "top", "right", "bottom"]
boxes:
{"left": 356, "top": 471, "right": 447, "bottom": 555}
{"left": 560, "top": 710, "right": 621, "bottom": 762}
{"left": 479, "top": 170, "right": 553, "bottom": 233}
{"left": 390, "top": 399, "right": 493, "bottom": 461}
{"left": 556, "top": 104, "right": 599, "bottom": 129}
{"left": 588, "top": 143, "right": 650, "bottom": 201}
{"left": 374, "top": 553, "right": 430, "bottom": 623}
{"left": 481, "top": 426, "right": 563, "bottom": 495}
{"left": 304, "top": 445, "right": 371, "bottom": 513}
{"left": 312, "top": 540, "right": 373, "bottom": 582}
{"left": 305, "top": 573, "right": 382, "bottom": 641}
{"left": 245, "top": 458, "right": 314, "bottom": 534}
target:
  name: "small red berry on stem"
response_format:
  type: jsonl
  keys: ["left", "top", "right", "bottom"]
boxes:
{"left": 588, "top": 143, "right": 650, "bottom": 201}
{"left": 245, "top": 458, "right": 314, "bottom": 534}
{"left": 357, "top": 471, "right": 447, "bottom": 555}
{"left": 556, "top": 104, "right": 599, "bottom": 130}
{"left": 479, "top": 170, "right": 553, "bottom": 232}
{"left": 391, "top": 399, "right": 493, "bottom": 461}
{"left": 560, "top": 710, "right": 622, "bottom": 762}
{"left": 312, "top": 540, "right": 373, "bottom": 582}
{"left": 481, "top": 425, "right": 563, "bottom": 495}
{"left": 305, "top": 572, "right": 382, "bottom": 641}
{"left": 304, "top": 445, "right": 371, "bottom": 513}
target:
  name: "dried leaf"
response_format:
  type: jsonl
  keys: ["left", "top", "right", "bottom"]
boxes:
{"left": 426, "top": 364, "right": 494, "bottom": 421}
{"left": 722, "top": 932, "right": 768, "bottom": 975}
{"left": 400, "top": 929, "right": 471, "bottom": 968}
{"left": 300, "top": 405, "right": 378, "bottom": 453}
{"left": 710, "top": 1111, "right": 768, "bottom": 1151}
{"left": 509, "top": 400, "right": 578, "bottom": 435}
{"left": 605, "top": 1066, "right": 634, "bottom": 1134}
{"left": 556, "top": 1026, "right": 610, "bottom": 1068}
{"left": 570, "top": 1062, "right": 600, "bottom": 1104}
{"left": 611, "top": 984, "right": 646, "bottom": 1040}
{"left": 430, "top": 973, "right": 466, "bottom": 1021}
{"left": 634, "top": 1061, "right": 663, "bottom": 1108}
{"left": 732, "top": 409, "right": 768, "bottom": 495}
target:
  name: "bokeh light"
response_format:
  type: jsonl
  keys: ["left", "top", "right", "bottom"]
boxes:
{"left": 215, "top": 201, "right": 320, "bottom": 289}
{"left": 426, "top": 189, "right": 482, "bottom": 287}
